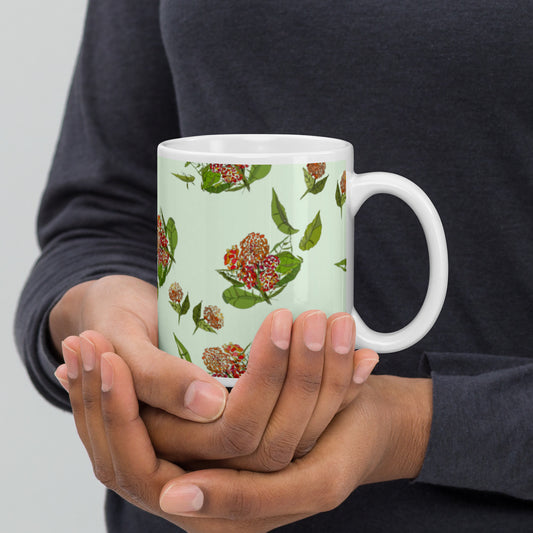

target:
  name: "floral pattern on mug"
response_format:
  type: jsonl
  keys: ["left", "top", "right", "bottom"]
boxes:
{"left": 202, "top": 342, "right": 249, "bottom": 378}
{"left": 168, "top": 282, "right": 190, "bottom": 323}
{"left": 192, "top": 301, "right": 223, "bottom": 334}
{"left": 173, "top": 334, "right": 192, "bottom": 362}
{"left": 203, "top": 304, "right": 224, "bottom": 330}
{"left": 219, "top": 232, "right": 287, "bottom": 308}
{"left": 171, "top": 162, "right": 272, "bottom": 193}
{"left": 334, "top": 258, "right": 347, "bottom": 271}
{"left": 157, "top": 211, "right": 177, "bottom": 288}
{"left": 335, "top": 170, "right": 347, "bottom": 215}
{"left": 301, "top": 162, "right": 329, "bottom": 199}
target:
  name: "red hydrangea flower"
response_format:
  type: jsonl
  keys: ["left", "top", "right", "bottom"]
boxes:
{"left": 239, "top": 232, "right": 269, "bottom": 266}
{"left": 261, "top": 254, "right": 280, "bottom": 272}
{"left": 238, "top": 264, "right": 258, "bottom": 289}
{"left": 168, "top": 282, "right": 183, "bottom": 303}
{"left": 259, "top": 269, "right": 279, "bottom": 292}
{"left": 158, "top": 248, "right": 170, "bottom": 267}
{"left": 307, "top": 162, "right": 326, "bottom": 180}
{"left": 203, "top": 305, "right": 224, "bottom": 330}
{"left": 202, "top": 343, "right": 247, "bottom": 378}
{"left": 224, "top": 245, "right": 240, "bottom": 270}
{"left": 157, "top": 215, "right": 170, "bottom": 267}
{"left": 209, "top": 163, "right": 246, "bottom": 184}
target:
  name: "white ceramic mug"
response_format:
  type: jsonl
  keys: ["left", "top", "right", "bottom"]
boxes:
{"left": 157, "top": 134, "right": 448, "bottom": 386}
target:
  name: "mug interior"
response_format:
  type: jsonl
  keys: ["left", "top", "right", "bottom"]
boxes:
{"left": 159, "top": 134, "right": 351, "bottom": 163}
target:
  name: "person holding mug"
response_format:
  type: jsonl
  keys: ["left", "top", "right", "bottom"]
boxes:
{"left": 15, "top": 1, "right": 533, "bottom": 532}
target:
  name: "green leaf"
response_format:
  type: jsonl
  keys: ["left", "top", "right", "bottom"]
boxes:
{"left": 248, "top": 165, "right": 271, "bottom": 183}
{"left": 276, "top": 261, "right": 302, "bottom": 287}
{"left": 222, "top": 286, "right": 264, "bottom": 309}
{"left": 334, "top": 258, "right": 347, "bottom": 272}
{"left": 268, "top": 284, "right": 287, "bottom": 298}
{"left": 335, "top": 181, "right": 342, "bottom": 207}
{"left": 201, "top": 167, "right": 220, "bottom": 188}
{"left": 216, "top": 269, "right": 244, "bottom": 287}
{"left": 171, "top": 172, "right": 195, "bottom": 183}
{"left": 276, "top": 251, "right": 302, "bottom": 274}
{"left": 180, "top": 294, "right": 190, "bottom": 316}
{"left": 192, "top": 302, "right": 202, "bottom": 325}
{"left": 166, "top": 217, "right": 178, "bottom": 254}
{"left": 271, "top": 188, "right": 299, "bottom": 235}
{"left": 299, "top": 211, "right": 322, "bottom": 251}
{"left": 203, "top": 182, "right": 233, "bottom": 194}
{"left": 304, "top": 168, "right": 315, "bottom": 190}
{"left": 300, "top": 169, "right": 315, "bottom": 199}
{"left": 309, "top": 175, "right": 328, "bottom": 195}
{"left": 169, "top": 301, "right": 182, "bottom": 314}
{"left": 157, "top": 263, "right": 165, "bottom": 288}
{"left": 240, "top": 173, "right": 251, "bottom": 191}
{"left": 173, "top": 334, "right": 192, "bottom": 362}
{"left": 336, "top": 181, "right": 346, "bottom": 212}
{"left": 196, "top": 319, "right": 217, "bottom": 334}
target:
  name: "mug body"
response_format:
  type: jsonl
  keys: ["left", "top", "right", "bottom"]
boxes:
{"left": 157, "top": 134, "right": 352, "bottom": 386}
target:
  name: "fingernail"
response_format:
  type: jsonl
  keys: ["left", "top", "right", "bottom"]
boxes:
{"left": 80, "top": 334, "right": 96, "bottom": 372}
{"left": 331, "top": 315, "right": 355, "bottom": 354}
{"left": 160, "top": 483, "right": 204, "bottom": 514}
{"left": 100, "top": 354, "right": 113, "bottom": 392}
{"left": 270, "top": 309, "right": 292, "bottom": 350}
{"left": 54, "top": 365, "right": 70, "bottom": 392}
{"left": 353, "top": 359, "right": 378, "bottom": 384}
{"left": 62, "top": 341, "right": 79, "bottom": 379}
{"left": 184, "top": 381, "right": 227, "bottom": 421}
{"left": 303, "top": 311, "right": 327, "bottom": 352}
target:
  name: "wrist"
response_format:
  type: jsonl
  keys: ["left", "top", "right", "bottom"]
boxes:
{"left": 361, "top": 375, "right": 433, "bottom": 484}
{"left": 49, "top": 280, "right": 95, "bottom": 353}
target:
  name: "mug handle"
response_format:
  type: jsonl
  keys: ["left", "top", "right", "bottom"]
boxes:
{"left": 347, "top": 171, "right": 448, "bottom": 353}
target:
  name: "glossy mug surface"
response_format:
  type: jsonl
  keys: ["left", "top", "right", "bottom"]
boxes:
{"left": 157, "top": 134, "right": 448, "bottom": 387}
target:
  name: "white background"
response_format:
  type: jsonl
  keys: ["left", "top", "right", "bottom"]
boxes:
{"left": 0, "top": 2, "right": 107, "bottom": 531}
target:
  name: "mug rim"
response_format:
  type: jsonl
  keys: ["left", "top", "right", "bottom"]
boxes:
{"left": 158, "top": 134, "right": 352, "bottom": 164}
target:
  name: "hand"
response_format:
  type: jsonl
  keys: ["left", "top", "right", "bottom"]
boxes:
{"left": 58, "top": 306, "right": 379, "bottom": 472}
{"left": 141, "top": 308, "right": 379, "bottom": 471}
{"left": 54, "top": 338, "right": 431, "bottom": 533}
{"left": 50, "top": 275, "right": 228, "bottom": 423}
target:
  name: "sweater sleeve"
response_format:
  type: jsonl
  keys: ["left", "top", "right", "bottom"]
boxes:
{"left": 14, "top": 0, "right": 179, "bottom": 410}
{"left": 414, "top": 351, "right": 533, "bottom": 501}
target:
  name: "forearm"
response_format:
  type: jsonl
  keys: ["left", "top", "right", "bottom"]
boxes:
{"left": 360, "top": 375, "right": 433, "bottom": 485}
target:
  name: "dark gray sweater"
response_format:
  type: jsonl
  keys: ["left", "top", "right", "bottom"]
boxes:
{"left": 15, "top": 1, "right": 533, "bottom": 531}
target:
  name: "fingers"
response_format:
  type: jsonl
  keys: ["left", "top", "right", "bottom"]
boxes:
{"left": 352, "top": 348, "right": 380, "bottom": 384}
{"left": 339, "top": 348, "right": 380, "bottom": 410}
{"left": 143, "top": 310, "right": 378, "bottom": 470}
{"left": 100, "top": 352, "right": 185, "bottom": 511}
{"left": 58, "top": 337, "right": 186, "bottom": 518}
{"left": 79, "top": 334, "right": 115, "bottom": 483}
{"left": 145, "top": 309, "right": 293, "bottom": 463}
{"left": 158, "top": 400, "right": 374, "bottom": 524}
{"left": 294, "top": 312, "right": 356, "bottom": 456}
{"left": 237, "top": 310, "right": 326, "bottom": 471}
{"left": 61, "top": 336, "right": 91, "bottom": 454}
{"left": 73, "top": 326, "right": 228, "bottom": 423}
{"left": 159, "top": 450, "right": 348, "bottom": 522}
{"left": 115, "top": 332, "right": 228, "bottom": 423}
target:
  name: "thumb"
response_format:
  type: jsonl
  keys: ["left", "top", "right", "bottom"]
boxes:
{"left": 85, "top": 329, "right": 228, "bottom": 423}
